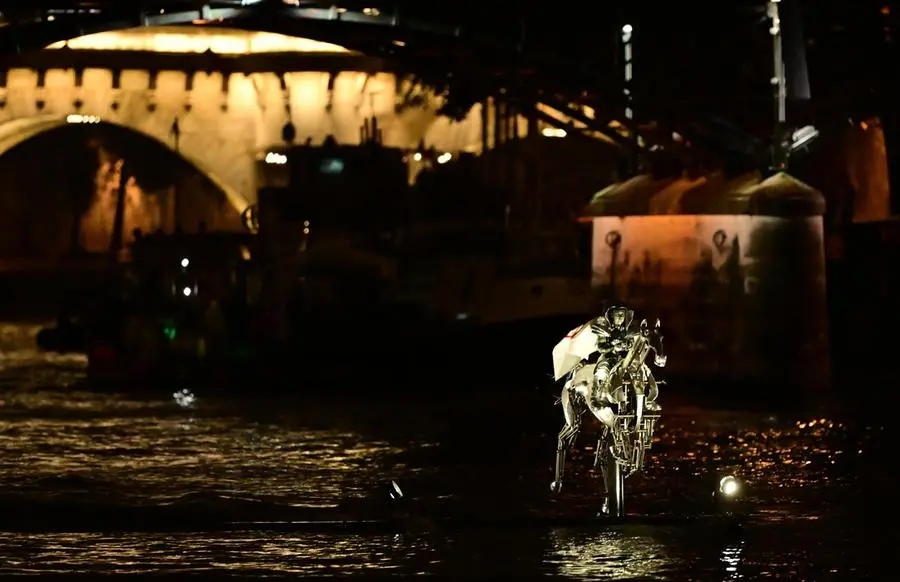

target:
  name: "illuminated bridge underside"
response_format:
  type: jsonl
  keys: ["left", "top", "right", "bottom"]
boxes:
{"left": 45, "top": 27, "right": 354, "bottom": 54}
{"left": 0, "top": 5, "right": 488, "bottom": 57}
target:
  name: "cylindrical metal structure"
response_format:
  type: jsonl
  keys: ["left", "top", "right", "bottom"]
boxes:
{"left": 769, "top": 0, "right": 788, "bottom": 170}
{"left": 622, "top": 24, "right": 633, "bottom": 123}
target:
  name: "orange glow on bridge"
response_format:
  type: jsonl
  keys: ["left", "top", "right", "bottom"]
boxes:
{"left": 45, "top": 27, "right": 353, "bottom": 55}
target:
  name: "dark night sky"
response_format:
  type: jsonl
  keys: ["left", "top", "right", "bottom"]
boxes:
{"left": 320, "top": 0, "right": 899, "bottom": 127}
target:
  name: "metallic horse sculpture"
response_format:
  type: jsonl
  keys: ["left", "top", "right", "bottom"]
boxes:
{"left": 550, "top": 306, "right": 666, "bottom": 517}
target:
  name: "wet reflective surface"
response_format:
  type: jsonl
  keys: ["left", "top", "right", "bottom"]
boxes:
{"left": 0, "top": 322, "right": 890, "bottom": 579}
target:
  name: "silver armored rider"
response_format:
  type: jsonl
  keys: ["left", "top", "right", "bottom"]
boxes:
{"left": 590, "top": 306, "right": 665, "bottom": 413}
{"left": 550, "top": 306, "right": 666, "bottom": 514}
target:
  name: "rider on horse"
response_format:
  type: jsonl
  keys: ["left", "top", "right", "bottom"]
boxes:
{"left": 551, "top": 305, "right": 666, "bottom": 499}
{"left": 570, "top": 306, "right": 663, "bottom": 415}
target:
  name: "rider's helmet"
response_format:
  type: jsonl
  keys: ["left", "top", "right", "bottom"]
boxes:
{"left": 605, "top": 306, "right": 630, "bottom": 329}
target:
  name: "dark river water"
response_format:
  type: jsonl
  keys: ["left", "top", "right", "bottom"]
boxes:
{"left": 0, "top": 322, "right": 890, "bottom": 579}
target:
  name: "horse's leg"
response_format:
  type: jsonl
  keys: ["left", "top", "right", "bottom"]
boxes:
{"left": 593, "top": 359, "right": 612, "bottom": 402}
{"left": 643, "top": 364, "right": 661, "bottom": 411}
{"left": 550, "top": 384, "right": 581, "bottom": 494}
{"left": 597, "top": 435, "right": 625, "bottom": 517}
{"left": 593, "top": 426, "right": 610, "bottom": 468}
{"left": 580, "top": 363, "right": 617, "bottom": 430}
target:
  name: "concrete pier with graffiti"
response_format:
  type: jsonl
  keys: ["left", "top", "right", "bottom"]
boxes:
{"left": 584, "top": 171, "right": 828, "bottom": 398}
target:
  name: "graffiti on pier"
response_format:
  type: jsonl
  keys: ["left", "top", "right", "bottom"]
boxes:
{"left": 590, "top": 215, "right": 828, "bottom": 384}
{"left": 79, "top": 152, "right": 161, "bottom": 253}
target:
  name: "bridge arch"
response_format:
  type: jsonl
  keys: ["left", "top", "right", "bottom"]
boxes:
{"left": 0, "top": 28, "right": 494, "bottom": 209}
{"left": 0, "top": 113, "right": 250, "bottom": 216}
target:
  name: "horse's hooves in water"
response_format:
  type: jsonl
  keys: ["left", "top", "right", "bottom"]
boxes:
{"left": 550, "top": 481, "right": 563, "bottom": 495}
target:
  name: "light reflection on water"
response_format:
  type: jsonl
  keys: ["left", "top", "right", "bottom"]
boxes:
{"left": 0, "top": 409, "right": 406, "bottom": 504}
{"left": 547, "top": 527, "right": 683, "bottom": 580}
{"left": 0, "top": 322, "right": 888, "bottom": 579}
{"left": 0, "top": 532, "right": 438, "bottom": 575}
{"left": 0, "top": 523, "right": 867, "bottom": 579}
{"left": 721, "top": 540, "right": 744, "bottom": 580}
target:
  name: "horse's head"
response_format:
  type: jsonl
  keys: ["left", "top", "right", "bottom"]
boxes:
{"left": 641, "top": 318, "right": 666, "bottom": 367}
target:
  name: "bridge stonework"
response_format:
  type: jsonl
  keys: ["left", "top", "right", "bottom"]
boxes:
{"left": 0, "top": 65, "right": 485, "bottom": 214}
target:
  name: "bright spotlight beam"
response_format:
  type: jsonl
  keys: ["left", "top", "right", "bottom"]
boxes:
{"left": 719, "top": 475, "right": 740, "bottom": 497}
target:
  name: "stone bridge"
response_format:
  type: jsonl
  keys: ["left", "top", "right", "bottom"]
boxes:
{"left": 0, "top": 27, "right": 496, "bottom": 216}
